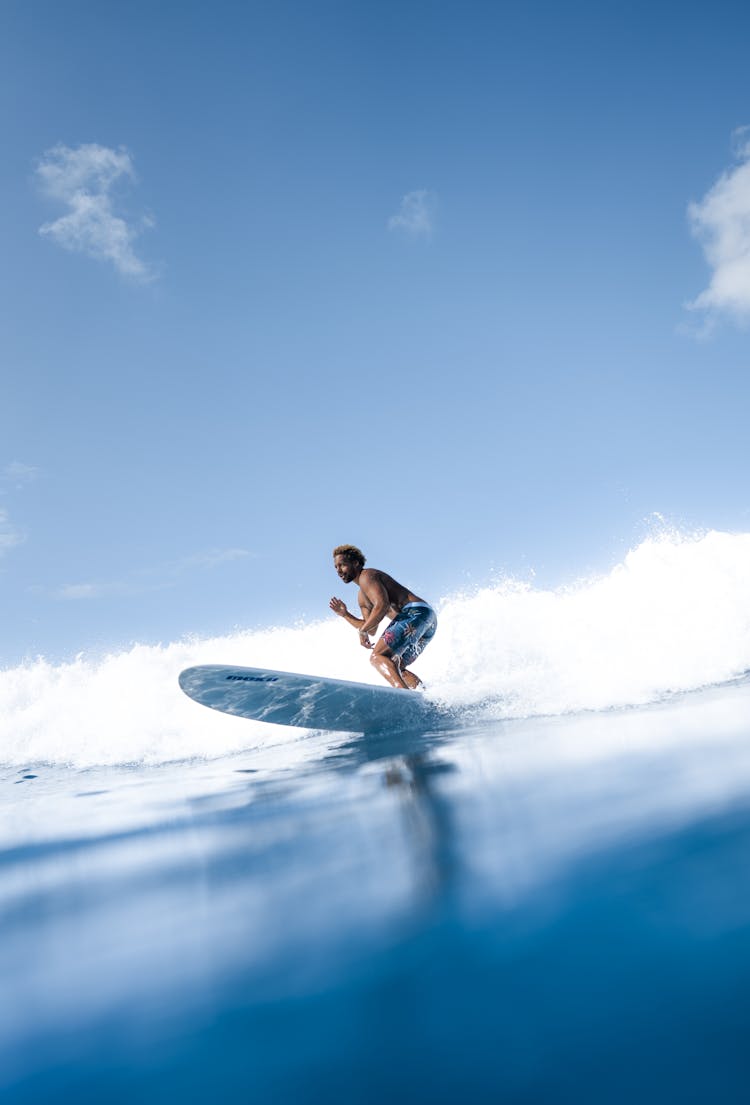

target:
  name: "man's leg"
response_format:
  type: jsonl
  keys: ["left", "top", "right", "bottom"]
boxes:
{"left": 399, "top": 665, "right": 422, "bottom": 689}
{"left": 370, "top": 639, "right": 410, "bottom": 689}
{"left": 394, "top": 638, "right": 427, "bottom": 690}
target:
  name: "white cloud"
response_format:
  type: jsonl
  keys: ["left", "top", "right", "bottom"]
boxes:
{"left": 55, "top": 582, "right": 124, "bottom": 601}
{"left": 0, "top": 462, "right": 36, "bottom": 558}
{"left": 686, "top": 127, "right": 750, "bottom": 326}
{"left": 2, "top": 461, "right": 39, "bottom": 489}
{"left": 35, "top": 143, "right": 156, "bottom": 282}
{"left": 53, "top": 548, "right": 252, "bottom": 600}
{"left": 0, "top": 510, "right": 24, "bottom": 556}
{"left": 388, "top": 189, "right": 437, "bottom": 238}
{"left": 170, "top": 548, "right": 251, "bottom": 572}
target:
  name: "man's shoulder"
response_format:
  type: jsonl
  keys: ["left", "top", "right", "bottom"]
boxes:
{"left": 358, "top": 567, "right": 391, "bottom": 590}
{"left": 360, "top": 567, "right": 390, "bottom": 583}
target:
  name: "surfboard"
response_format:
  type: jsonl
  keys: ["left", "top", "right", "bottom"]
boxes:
{"left": 178, "top": 664, "right": 448, "bottom": 733}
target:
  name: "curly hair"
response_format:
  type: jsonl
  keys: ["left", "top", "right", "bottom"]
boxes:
{"left": 332, "top": 544, "right": 366, "bottom": 567}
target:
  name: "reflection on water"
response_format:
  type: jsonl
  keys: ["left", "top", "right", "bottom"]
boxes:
{"left": 2, "top": 679, "right": 750, "bottom": 1103}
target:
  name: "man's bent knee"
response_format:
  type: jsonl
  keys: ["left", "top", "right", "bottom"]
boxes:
{"left": 371, "top": 650, "right": 393, "bottom": 667}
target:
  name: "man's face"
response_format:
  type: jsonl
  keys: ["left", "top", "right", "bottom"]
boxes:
{"left": 334, "top": 555, "right": 357, "bottom": 583}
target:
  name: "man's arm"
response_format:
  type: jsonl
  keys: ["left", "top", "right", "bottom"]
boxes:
{"left": 329, "top": 597, "right": 366, "bottom": 629}
{"left": 357, "top": 572, "right": 391, "bottom": 640}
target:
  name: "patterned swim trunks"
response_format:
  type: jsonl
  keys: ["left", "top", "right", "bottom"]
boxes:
{"left": 381, "top": 602, "right": 437, "bottom": 667}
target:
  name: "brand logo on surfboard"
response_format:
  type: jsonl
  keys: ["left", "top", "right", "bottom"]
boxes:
{"left": 225, "top": 673, "right": 280, "bottom": 683}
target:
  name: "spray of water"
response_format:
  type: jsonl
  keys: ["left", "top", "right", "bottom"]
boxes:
{"left": 2, "top": 530, "right": 749, "bottom": 767}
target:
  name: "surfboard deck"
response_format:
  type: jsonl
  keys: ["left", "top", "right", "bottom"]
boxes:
{"left": 178, "top": 664, "right": 448, "bottom": 733}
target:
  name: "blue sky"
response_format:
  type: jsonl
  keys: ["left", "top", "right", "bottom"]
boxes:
{"left": 2, "top": 0, "right": 750, "bottom": 665}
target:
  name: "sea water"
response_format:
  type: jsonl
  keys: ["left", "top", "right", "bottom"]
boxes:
{"left": 2, "top": 529, "right": 750, "bottom": 1103}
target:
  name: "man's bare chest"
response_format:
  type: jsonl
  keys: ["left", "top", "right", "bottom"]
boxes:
{"left": 359, "top": 590, "right": 398, "bottom": 620}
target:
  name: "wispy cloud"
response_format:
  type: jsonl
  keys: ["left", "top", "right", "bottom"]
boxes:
{"left": 0, "top": 509, "right": 24, "bottom": 556}
{"left": 52, "top": 548, "right": 252, "bottom": 601}
{"left": 55, "top": 582, "right": 127, "bottom": 601}
{"left": 388, "top": 189, "right": 437, "bottom": 238}
{"left": 686, "top": 127, "right": 750, "bottom": 328}
{"left": 35, "top": 143, "right": 156, "bottom": 282}
{"left": 2, "top": 461, "right": 39, "bottom": 489}
{"left": 168, "top": 548, "right": 250, "bottom": 572}
{"left": 0, "top": 462, "right": 36, "bottom": 558}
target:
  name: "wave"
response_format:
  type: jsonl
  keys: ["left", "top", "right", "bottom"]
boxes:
{"left": 2, "top": 529, "right": 749, "bottom": 768}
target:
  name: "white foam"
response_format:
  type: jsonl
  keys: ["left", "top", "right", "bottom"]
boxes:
{"left": 2, "top": 529, "right": 749, "bottom": 767}
{"left": 427, "top": 528, "right": 750, "bottom": 716}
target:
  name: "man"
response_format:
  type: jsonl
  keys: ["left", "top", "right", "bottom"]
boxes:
{"left": 329, "top": 544, "right": 437, "bottom": 690}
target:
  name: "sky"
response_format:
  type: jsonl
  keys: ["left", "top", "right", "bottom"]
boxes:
{"left": 1, "top": 0, "right": 750, "bottom": 666}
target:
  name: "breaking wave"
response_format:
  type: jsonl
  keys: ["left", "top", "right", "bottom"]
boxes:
{"left": 2, "top": 529, "right": 749, "bottom": 767}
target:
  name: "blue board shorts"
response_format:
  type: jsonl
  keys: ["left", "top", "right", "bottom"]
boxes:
{"left": 381, "top": 602, "right": 437, "bottom": 667}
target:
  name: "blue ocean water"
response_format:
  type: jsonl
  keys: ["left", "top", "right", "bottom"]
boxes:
{"left": 2, "top": 530, "right": 750, "bottom": 1103}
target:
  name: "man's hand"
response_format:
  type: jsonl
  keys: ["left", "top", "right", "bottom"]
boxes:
{"left": 359, "top": 629, "right": 372, "bottom": 649}
{"left": 329, "top": 597, "right": 348, "bottom": 617}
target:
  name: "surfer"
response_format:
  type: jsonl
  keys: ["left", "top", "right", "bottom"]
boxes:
{"left": 329, "top": 544, "right": 437, "bottom": 690}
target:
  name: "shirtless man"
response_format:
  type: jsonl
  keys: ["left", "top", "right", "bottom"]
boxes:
{"left": 329, "top": 544, "right": 437, "bottom": 690}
